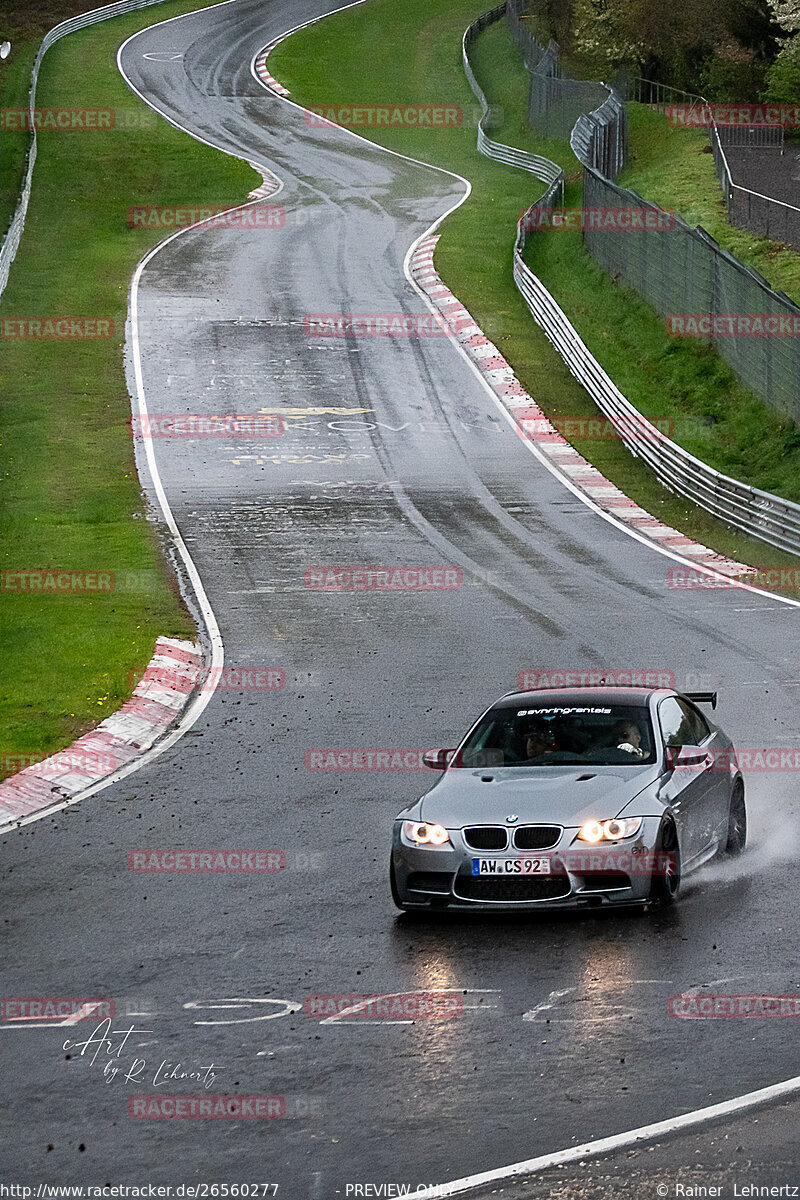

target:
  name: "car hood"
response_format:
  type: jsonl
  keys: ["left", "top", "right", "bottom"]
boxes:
{"left": 419, "top": 764, "right": 658, "bottom": 827}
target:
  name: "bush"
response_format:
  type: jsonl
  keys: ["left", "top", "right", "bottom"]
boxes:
{"left": 699, "top": 52, "right": 769, "bottom": 101}
{"left": 761, "top": 33, "right": 800, "bottom": 103}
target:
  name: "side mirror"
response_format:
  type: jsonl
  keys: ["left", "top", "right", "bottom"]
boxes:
{"left": 665, "top": 744, "right": 707, "bottom": 770}
{"left": 422, "top": 748, "right": 457, "bottom": 770}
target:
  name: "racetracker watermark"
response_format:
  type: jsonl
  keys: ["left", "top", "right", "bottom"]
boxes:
{"left": 304, "top": 313, "right": 472, "bottom": 338}
{"left": 305, "top": 566, "right": 462, "bottom": 590}
{"left": 665, "top": 103, "right": 800, "bottom": 128}
{"left": 0, "top": 751, "right": 116, "bottom": 776}
{"left": 666, "top": 565, "right": 800, "bottom": 592}
{"left": 127, "top": 850, "right": 286, "bottom": 873}
{"left": 658, "top": 746, "right": 800, "bottom": 772}
{"left": 130, "top": 414, "right": 284, "bottom": 438}
{"left": 668, "top": 993, "right": 800, "bottom": 1017}
{"left": 305, "top": 749, "right": 437, "bottom": 772}
{"left": 129, "top": 665, "right": 286, "bottom": 693}
{"left": 520, "top": 206, "right": 677, "bottom": 232}
{"left": 555, "top": 850, "right": 677, "bottom": 876}
{"left": 1, "top": 107, "right": 114, "bottom": 131}
{"left": 1, "top": 997, "right": 115, "bottom": 1021}
{"left": 517, "top": 415, "right": 674, "bottom": 442}
{"left": 667, "top": 313, "right": 800, "bottom": 337}
{"left": 304, "top": 104, "right": 462, "bottom": 128}
{"left": 716, "top": 748, "right": 800, "bottom": 771}
{"left": 127, "top": 205, "right": 286, "bottom": 230}
{"left": 304, "top": 993, "right": 463, "bottom": 1019}
{"left": 128, "top": 1095, "right": 285, "bottom": 1119}
{"left": 516, "top": 669, "right": 676, "bottom": 690}
{"left": 1, "top": 317, "right": 114, "bottom": 339}
{"left": 1, "top": 569, "right": 115, "bottom": 593}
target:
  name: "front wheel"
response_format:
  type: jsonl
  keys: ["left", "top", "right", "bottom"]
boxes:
{"left": 722, "top": 781, "right": 746, "bottom": 857}
{"left": 649, "top": 818, "right": 681, "bottom": 907}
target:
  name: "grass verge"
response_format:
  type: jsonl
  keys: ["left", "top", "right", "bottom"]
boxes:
{"left": 0, "top": 1, "right": 136, "bottom": 243}
{"left": 270, "top": 0, "right": 800, "bottom": 583}
{"left": 0, "top": 0, "right": 258, "bottom": 776}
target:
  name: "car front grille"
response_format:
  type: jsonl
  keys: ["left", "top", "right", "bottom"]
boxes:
{"left": 453, "top": 874, "right": 571, "bottom": 903}
{"left": 462, "top": 826, "right": 508, "bottom": 851}
{"left": 512, "top": 825, "right": 562, "bottom": 850}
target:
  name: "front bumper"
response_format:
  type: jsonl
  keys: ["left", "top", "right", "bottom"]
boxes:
{"left": 391, "top": 818, "right": 663, "bottom": 910}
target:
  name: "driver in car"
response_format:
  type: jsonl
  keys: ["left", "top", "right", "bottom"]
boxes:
{"left": 521, "top": 720, "right": 556, "bottom": 761}
{"left": 613, "top": 719, "right": 646, "bottom": 759}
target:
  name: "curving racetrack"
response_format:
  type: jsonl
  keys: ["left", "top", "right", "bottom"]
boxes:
{"left": 3, "top": 0, "right": 800, "bottom": 1191}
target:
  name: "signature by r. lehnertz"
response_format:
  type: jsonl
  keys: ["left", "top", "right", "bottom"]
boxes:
{"left": 62, "top": 1018, "right": 219, "bottom": 1088}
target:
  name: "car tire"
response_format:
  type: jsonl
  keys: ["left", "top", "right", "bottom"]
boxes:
{"left": 721, "top": 781, "right": 746, "bottom": 857}
{"left": 389, "top": 859, "right": 408, "bottom": 911}
{"left": 649, "top": 818, "right": 681, "bottom": 907}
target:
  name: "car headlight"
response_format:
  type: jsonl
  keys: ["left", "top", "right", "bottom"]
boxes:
{"left": 576, "top": 817, "right": 643, "bottom": 843}
{"left": 403, "top": 821, "right": 451, "bottom": 847}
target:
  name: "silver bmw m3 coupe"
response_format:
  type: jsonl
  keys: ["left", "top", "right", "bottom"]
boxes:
{"left": 390, "top": 687, "right": 745, "bottom": 912}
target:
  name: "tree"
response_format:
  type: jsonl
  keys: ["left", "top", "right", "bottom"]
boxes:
{"left": 768, "top": 0, "right": 800, "bottom": 35}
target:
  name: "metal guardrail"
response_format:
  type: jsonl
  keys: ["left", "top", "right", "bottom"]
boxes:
{"left": 9, "top": 1, "right": 800, "bottom": 558}
{"left": 463, "top": 5, "right": 563, "bottom": 194}
{"left": 0, "top": 0, "right": 169, "bottom": 301}
{"left": 465, "top": 5, "right": 800, "bottom": 556}
{"left": 513, "top": 215, "right": 800, "bottom": 555}
{"left": 570, "top": 87, "right": 627, "bottom": 180}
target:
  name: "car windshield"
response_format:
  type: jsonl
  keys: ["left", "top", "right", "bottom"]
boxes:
{"left": 454, "top": 702, "right": 657, "bottom": 767}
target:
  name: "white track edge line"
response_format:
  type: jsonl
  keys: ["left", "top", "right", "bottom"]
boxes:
{"left": 253, "top": 4, "right": 800, "bottom": 1193}
{"left": 252, "top": 6, "right": 800, "bottom": 611}
{"left": 404, "top": 250, "right": 800, "bottom": 610}
{"left": 410, "top": 1070, "right": 800, "bottom": 1198}
{"left": 1, "top": 0, "right": 268, "bottom": 835}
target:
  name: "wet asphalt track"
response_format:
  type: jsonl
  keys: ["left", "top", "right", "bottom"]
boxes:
{"left": 3, "top": 0, "right": 800, "bottom": 1192}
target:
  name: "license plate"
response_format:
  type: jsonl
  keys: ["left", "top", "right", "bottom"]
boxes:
{"left": 472, "top": 857, "right": 552, "bottom": 876}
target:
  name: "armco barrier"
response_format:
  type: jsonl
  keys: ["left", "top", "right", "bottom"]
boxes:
{"left": 0, "top": 0, "right": 170, "bottom": 302}
{"left": 571, "top": 88, "right": 627, "bottom": 181}
{"left": 513, "top": 213, "right": 800, "bottom": 555}
{"left": 463, "top": 6, "right": 564, "bottom": 199}
{"left": 465, "top": 5, "right": 800, "bottom": 556}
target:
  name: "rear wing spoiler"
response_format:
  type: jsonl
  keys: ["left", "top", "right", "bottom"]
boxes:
{"left": 685, "top": 691, "right": 717, "bottom": 709}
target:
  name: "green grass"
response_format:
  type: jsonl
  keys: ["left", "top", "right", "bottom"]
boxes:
{"left": 0, "top": 0, "right": 258, "bottom": 775}
{"left": 620, "top": 105, "right": 800, "bottom": 305}
{"left": 0, "top": 1, "right": 134, "bottom": 246}
{"left": 270, "top": 0, "right": 800, "bottom": 581}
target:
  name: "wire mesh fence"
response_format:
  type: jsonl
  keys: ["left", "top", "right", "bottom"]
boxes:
{"left": 571, "top": 90, "right": 627, "bottom": 180}
{"left": 622, "top": 78, "right": 800, "bottom": 250}
{"left": 491, "top": 2, "right": 800, "bottom": 548}
{"left": 529, "top": 52, "right": 614, "bottom": 151}
{"left": 505, "top": 0, "right": 546, "bottom": 71}
{"left": 726, "top": 184, "right": 800, "bottom": 248}
{"left": 504, "top": 8, "right": 800, "bottom": 425}
{"left": 581, "top": 167, "right": 800, "bottom": 424}
{"left": 507, "top": 6, "right": 628, "bottom": 177}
